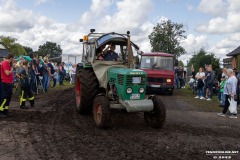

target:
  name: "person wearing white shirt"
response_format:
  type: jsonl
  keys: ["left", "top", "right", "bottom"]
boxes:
{"left": 195, "top": 67, "right": 205, "bottom": 99}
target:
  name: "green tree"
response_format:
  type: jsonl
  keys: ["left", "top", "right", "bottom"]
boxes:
{"left": 178, "top": 60, "right": 184, "bottom": 67}
{"left": 23, "top": 46, "right": 34, "bottom": 57}
{"left": 188, "top": 48, "right": 220, "bottom": 74}
{"left": 148, "top": 20, "right": 186, "bottom": 58}
{"left": 0, "top": 36, "right": 26, "bottom": 56}
{"left": 38, "top": 41, "right": 62, "bottom": 58}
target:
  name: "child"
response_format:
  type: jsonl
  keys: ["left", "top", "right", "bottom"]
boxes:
{"left": 219, "top": 76, "right": 226, "bottom": 107}
{"left": 52, "top": 69, "right": 58, "bottom": 87}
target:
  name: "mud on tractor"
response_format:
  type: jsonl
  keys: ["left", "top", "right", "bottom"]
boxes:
{"left": 75, "top": 29, "right": 166, "bottom": 129}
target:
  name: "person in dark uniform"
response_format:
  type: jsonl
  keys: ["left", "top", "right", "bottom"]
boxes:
{"left": 16, "top": 61, "right": 34, "bottom": 109}
{"left": 0, "top": 53, "right": 14, "bottom": 117}
{"left": 29, "top": 53, "right": 38, "bottom": 93}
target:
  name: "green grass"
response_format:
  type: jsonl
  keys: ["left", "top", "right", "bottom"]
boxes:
{"left": 176, "top": 85, "right": 223, "bottom": 112}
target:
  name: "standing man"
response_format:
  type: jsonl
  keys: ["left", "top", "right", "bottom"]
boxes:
{"left": 29, "top": 53, "right": 38, "bottom": 93}
{"left": 203, "top": 65, "right": 215, "bottom": 101}
{"left": 175, "top": 66, "right": 184, "bottom": 89}
{"left": 0, "top": 53, "right": 14, "bottom": 117}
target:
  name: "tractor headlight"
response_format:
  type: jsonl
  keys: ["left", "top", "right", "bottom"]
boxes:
{"left": 126, "top": 88, "right": 132, "bottom": 94}
{"left": 167, "top": 79, "right": 171, "bottom": 83}
{"left": 139, "top": 87, "right": 145, "bottom": 94}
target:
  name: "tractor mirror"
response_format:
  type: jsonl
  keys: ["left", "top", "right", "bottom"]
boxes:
{"left": 79, "top": 39, "right": 83, "bottom": 42}
{"left": 90, "top": 29, "right": 95, "bottom": 33}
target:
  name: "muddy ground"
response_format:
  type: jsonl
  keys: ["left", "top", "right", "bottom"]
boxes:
{"left": 0, "top": 87, "right": 240, "bottom": 160}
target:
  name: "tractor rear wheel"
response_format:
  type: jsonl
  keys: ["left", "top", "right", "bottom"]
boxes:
{"left": 93, "top": 96, "right": 111, "bottom": 129}
{"left": 75, "top": 67, "right": 99, "bottom": 114}
{"left": 144, "top": 96, "right": 166, "bottom": 128}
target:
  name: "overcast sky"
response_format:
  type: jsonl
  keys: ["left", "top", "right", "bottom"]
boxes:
{"left": 0, "top": 0, "right": 240, "bottom": 64}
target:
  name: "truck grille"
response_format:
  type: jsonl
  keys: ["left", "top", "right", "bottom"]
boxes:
{"left": 147, "top": 77, "right": 165, "bottom": 83}
{"left": 117, "top": 74, "right": 124, "bottom": 85}
{"left": 126, "top": 75, "right": 145, "bottom": 85}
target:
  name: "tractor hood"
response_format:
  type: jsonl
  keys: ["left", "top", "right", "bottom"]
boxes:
{"left": 108, "top": 68, "right": 146, "bottom": 76}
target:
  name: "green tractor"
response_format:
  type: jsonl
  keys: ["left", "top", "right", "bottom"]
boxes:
{"left": 75, "top": 29, "right": 166, "bottom": 129}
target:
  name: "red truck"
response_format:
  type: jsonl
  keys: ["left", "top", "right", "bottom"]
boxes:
{"left": 139, "top": 52, "right": 174, "bottom": 95}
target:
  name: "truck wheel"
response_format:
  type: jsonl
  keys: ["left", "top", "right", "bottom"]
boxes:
{"left": 144, "top": 96, "right": 166, "bottom": 128}
{"left": 93, "top": 96, "right": 111, "bottom": 129}
{"left": 75, "top": 67, "right": 99, "bottom": 114}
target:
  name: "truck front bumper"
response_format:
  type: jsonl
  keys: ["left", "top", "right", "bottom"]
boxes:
{"left": 146, "top": 84, "right": 174, "bottom": 93}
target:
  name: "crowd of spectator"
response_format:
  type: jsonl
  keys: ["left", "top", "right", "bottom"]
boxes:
{"left": 175, "top": 64, "right": 238, "bottom": 119}
{"left": 0, "top": 53, "right": 76, "bottom": 117}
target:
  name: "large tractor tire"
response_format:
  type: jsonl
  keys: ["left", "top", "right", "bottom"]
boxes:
{"left": 144, "top": 96, "right": 166, "bottom": 128}
{"left": 75, "top": 67, "right": 99, "bottom": 114}
{"left": 93, "top": 96, "right": 111, "bottom": 129}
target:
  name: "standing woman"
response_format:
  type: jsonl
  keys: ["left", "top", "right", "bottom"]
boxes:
{"left": 195, "top": 67, "right": 205, "bottom": 99}
{"left": 217, "top": 69, "right": 238, "bottom": 118}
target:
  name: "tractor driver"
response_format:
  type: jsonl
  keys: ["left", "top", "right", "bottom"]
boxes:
{"left": 104, "top": 44, "right": 119, "bottom": 61}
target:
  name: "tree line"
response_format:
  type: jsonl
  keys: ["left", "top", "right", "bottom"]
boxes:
{"left": 0, "top": 36, "right": 62, "bottom": 60}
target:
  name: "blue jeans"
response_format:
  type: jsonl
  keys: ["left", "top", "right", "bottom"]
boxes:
{"left": 42, "top": 75, "right": 49, "bottom": 92}
{"left": 59, "top": 74, "right": 64, "bottom": 85}
{"left": 218, "top": 90, "right": 221, "bottom": 101}
{"left": 197, "top": 87, "right": 203, "bottom": 97}
{"left": 221, "top": 93, "right": 226, "bottom": 106}
{"left": 203, "top": 83, "right": 213, "bottom": 99}
{"left": 176, "top": 76, "right": 183, "bottom": 88}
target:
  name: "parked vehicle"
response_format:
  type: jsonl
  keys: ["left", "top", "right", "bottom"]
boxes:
{"left": 139, "top": 53, "right": 174, "bottom": 95}
{"left": 75, "top": 29, "right": 166, "bottom": 129}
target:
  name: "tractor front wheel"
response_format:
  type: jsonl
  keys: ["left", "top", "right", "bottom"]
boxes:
{"left": 93, "top": 96, "right": 111, "bottom": 129}
{"left": 144, "top": 96, "right": 166, "bottom": 128}
{"left": 75, "top": 67, "right": 98, "bottom": 114}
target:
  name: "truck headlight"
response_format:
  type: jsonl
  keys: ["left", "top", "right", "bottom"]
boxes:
{"left": 139, "top": 87, "right": 144, "bottom": 93}
{"left": 126, "top": 88, "right": 132, "bottom": 94}
{"left": 167, "top": 79, "right": 171, "bottom": 83}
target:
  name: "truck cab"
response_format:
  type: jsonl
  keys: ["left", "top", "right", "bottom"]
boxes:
{"left": 140, "top": 52, "right": 174, "bottom": 95}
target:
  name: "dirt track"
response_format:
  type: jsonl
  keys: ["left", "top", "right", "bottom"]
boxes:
{"left": 0, "top": 88, "right": 240, "bottom": 160}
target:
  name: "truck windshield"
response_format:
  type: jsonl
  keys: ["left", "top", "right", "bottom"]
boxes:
{"left": 140, "top": 56, "right": 173, "bottom": 70}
